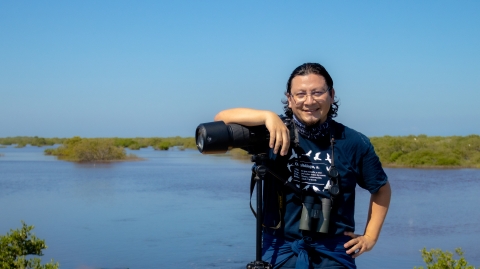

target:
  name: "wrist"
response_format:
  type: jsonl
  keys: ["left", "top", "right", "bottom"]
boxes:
{"left": 363, "top": 233, "right": 378, "bottom": 243}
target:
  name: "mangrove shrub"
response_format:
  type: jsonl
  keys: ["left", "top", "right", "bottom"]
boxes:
{"left": 45, "top": 136, "right": 136, "bottom": 162}
{"left": 0, "top": 221, "right": 59, "bottom": 269}
{"left": 414, "top": 247, "right": 477, "bottom": 269}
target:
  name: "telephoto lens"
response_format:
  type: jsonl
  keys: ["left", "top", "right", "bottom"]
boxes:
{"left": 195, "top": 121, "right": 270, "bottom": 154}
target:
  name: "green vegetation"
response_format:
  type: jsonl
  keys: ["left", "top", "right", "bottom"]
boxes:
{"left": 112, "top": 136, "right": 196, "bottom": 151}
{"left": 214, "top": 135, "right": 480, "bottom": 168}
{"left": 0, "top": 137, "right": 65, "bottom": 148}
{"left": 113, "top": 138, "right": 141, "bottom": 150}
{"left": 371, "top": 135, "right": 480, "bottom": 168}
{"left": 45, "top": 136, "right": 137, "bottom": 162}
{"left": 43, "top": 136, "right": 196, "bottom": 162}
{"left": 414, "top": 247, "right": 477, "bottom": 269}
{"left": 0, "top": 221, "right": 59, "bottom": 269}
{"left": 0, "top": 136, "right": 196, "bottom": 151}
{"left": 225, "top": 148, "right": 251, "bottom": 160}
{"left": 2, "top": 135, "right": 479, "bottom": 167}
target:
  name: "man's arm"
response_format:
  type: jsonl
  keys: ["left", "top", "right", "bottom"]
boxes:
{"left": 214, "top": 108, "right": 290, "bottom": 156}
{"left": 344, "top": 181, "right": 391, "bottom": 258}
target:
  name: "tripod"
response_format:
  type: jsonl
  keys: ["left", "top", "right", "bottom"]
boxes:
{"left": 246, "top": 153, "right": 273, "bottom": 269}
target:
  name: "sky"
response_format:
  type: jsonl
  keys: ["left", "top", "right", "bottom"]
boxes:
{"left": 1, "top": 1, "right": 479, "bottom": 138}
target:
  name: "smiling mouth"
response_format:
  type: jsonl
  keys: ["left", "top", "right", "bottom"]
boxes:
{"left": 303, "top": 108, "right": 320, "bottom": 113}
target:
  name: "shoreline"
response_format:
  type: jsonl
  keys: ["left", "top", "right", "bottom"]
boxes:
{"left": 382, "top": 164, "right": 480, "bottom": 169}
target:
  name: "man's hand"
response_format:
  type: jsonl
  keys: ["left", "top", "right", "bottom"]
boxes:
{"left": 344, "top": 182, "right": 391, "bottom": 258}
{"left": 343, "top": 232, "right": 376, "bottom": 258}
{"left": 264, "top": 112, "right": 290, "bottom": 156}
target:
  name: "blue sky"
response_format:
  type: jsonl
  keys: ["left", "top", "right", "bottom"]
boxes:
{"left": 1, "top": 1, "right": 479, "bottom": 138}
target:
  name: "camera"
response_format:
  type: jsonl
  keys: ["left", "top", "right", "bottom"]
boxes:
{"left": 196, "top": 120, "right": 333, "bottom": 234}
{"left": 195, "top": 121, "right": 272, "bottom": 155}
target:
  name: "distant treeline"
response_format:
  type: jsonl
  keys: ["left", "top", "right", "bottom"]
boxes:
{"left": 0, "top": 136, "right": 64, "bottom": 147}
{"left": 1, "top": 136, "right": 196, "bottom": 162}
{"left": 370, "top": 135, "right": 480, "bottom": 168}
{"left": 111, "top": 136, "right": 196, "bottom": 150}
{"left": 219, "top": 135, "right": 480, "bottom": 168}
{"left": 0, "top": 136, "right": 196, "bottom": 150}
{"left": 1, "top": 135, "right": 479, "bottom": 167}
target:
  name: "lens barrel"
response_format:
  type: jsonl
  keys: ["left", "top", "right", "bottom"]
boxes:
{"left": 195, "top": 121, "right": 269, "bottom": 154}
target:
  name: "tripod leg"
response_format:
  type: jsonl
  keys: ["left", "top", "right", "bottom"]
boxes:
{"left": 246, "top": 160, "right": 272, "bottom": 269}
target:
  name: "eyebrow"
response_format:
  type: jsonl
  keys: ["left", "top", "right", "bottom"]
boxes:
{"left": 293, "top": 87, "right": 328, "bottom": 93}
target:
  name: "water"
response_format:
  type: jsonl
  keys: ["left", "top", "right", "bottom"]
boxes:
{"left": 1, "top": 146, "right": 479, "bottom": 269}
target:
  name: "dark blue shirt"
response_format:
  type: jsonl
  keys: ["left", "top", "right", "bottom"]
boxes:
{"left": 263, "top": 120, "right": 388, "bottom": 240}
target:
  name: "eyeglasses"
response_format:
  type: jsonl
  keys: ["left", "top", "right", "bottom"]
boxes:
{"left": 289, "top": 88, "right": 330, "bottom": 103}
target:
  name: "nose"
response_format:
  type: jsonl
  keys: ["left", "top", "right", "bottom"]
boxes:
{"left": 304, "top": 94, "right": 316, "bottom": 105}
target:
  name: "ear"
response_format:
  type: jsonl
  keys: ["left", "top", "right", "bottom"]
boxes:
{"left": 329, "top": 88, "right": 336, "bottom": 104}
{"left": 287, "top": 93, "right": 293, "bottom": 109}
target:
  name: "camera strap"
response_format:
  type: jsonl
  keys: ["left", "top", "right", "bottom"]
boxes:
{"left": 249, "top": 169, "right": 282, "bottom": 229}
{"left": 280, "top": 115, "right": 300, "bottom": 148}
{"left": 249, "top": 163, "right": 302, "bottom": 229}
{"left": 327, "top": 123, "right": 341, "bottom": 199}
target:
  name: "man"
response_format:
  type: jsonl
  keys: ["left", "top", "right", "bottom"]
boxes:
{"left": 214, "top": 63, "right": 391, "bottom": 269}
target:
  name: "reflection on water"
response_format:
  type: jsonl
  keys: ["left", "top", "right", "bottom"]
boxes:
{"left": 1, "top": 145, "right": 479, "bottom": 269}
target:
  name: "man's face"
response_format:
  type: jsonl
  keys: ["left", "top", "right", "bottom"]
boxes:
{"left": 287, "top": 74, "right": 335, "bottom": 126}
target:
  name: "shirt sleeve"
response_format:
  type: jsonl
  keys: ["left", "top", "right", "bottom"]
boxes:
{"left": 356, "top": 135, "right": 388, "bottom": 194}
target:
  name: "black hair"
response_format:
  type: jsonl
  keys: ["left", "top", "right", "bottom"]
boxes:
{"left": 282, "top": 63, "right": 339, "bottom": 119}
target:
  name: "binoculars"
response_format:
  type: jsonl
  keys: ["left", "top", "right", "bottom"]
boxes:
{"left": 299, "top": 195, "right": 331, "bottom": 233}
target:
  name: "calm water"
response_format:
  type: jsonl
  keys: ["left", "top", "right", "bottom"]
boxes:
{"left": 1, "top": 145, "right": 479, "bottom": 269}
